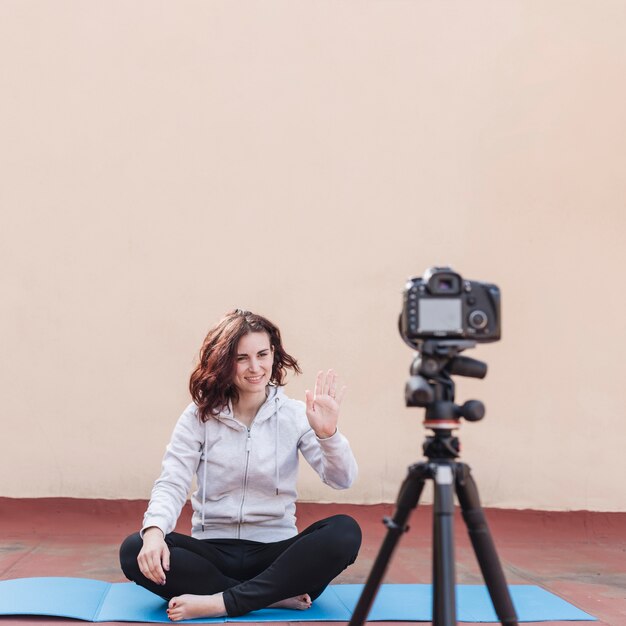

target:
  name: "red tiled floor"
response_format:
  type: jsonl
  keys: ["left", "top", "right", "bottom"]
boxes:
{"left": 0, "top": 498, "right": 624, "bottom": 625}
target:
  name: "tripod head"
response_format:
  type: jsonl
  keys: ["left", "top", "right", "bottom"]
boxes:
{"left": 405, "top": 339, "right": 488, "bottom": 460}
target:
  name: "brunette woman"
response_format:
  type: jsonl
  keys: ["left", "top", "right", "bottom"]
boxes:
{"left": 119, "top": 309, "right": 361, "bottom": 621}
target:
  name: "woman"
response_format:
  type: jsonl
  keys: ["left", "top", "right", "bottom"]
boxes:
{"left": 119, "top": 309, "right": 361, "bottom": 622}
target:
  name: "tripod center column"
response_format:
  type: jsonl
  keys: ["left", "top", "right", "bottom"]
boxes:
{"left": 433, "top": 463, "right": 457, "bottom": 626}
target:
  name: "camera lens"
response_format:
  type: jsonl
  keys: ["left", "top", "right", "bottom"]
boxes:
{"left": 469, "top": 310, "right": 488, "bottom": 330}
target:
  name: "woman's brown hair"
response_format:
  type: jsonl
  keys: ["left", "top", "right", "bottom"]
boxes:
{"left": 189, "top": 309, "right": 302, "bottom": 422}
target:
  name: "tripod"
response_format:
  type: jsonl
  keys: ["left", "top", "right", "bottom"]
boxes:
{"left": 348, "top": 341, "right": 519, "bottom": 626}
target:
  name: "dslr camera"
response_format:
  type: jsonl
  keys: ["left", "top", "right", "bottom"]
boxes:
{"left": 400, "top": 266, "right": 501, "bottom": 346}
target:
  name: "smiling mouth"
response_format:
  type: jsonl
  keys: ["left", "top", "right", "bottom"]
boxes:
{"left": 245, "top": 375, "right": 264, "bottom": 383}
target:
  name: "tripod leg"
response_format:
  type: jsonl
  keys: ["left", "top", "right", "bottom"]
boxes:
{"left": 432, "top": 463, "right": 457, "bottom": 626}
{"left": 348, "top": 463, "right": 429, "bottom": 626}
{"left": 455, "top": 463, "right": 518, "bottom": 626}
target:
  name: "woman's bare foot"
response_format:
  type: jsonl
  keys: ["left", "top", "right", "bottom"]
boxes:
{"left": 269, "top": 593, "right": 312, "bottom": 610}
{"left": 167, "top": 592, "right": 227, "bottom": 621}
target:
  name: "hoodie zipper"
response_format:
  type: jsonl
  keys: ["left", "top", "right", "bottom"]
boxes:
{"left": 237, "top": 427, "right": 252, "bottom": 538}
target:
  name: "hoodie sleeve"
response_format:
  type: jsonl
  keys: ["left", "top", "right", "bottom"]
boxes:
{"left": 298, "top": 425, "right": 358, "bottom": 489}
{"left": 141, "top": 404, "right": 203, "bottom": 537}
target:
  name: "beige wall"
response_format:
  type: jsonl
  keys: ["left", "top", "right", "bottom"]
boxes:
{"left": 1, "top": 1, "right": 625, "bottom": 511}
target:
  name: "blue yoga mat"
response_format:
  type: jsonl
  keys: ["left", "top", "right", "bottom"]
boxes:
{"left": 0, "top": 578, "right": 596, "bottom": 623}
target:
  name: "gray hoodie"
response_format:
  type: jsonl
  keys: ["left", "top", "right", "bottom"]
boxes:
{"left": 142, "top": 386, "right": 357, "bottom": 541}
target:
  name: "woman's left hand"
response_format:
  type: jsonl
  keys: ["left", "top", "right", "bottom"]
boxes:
{"left": 305, "top": 369, "right": 346, "bottom": 439}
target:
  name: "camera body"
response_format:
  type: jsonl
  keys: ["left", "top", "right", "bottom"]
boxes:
{"left": 400, "top": 267, "right": 501, "bottom": 344}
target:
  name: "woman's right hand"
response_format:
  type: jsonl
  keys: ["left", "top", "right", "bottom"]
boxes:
{"left": 137, "top": 527, "right": 170, "bottom": 585}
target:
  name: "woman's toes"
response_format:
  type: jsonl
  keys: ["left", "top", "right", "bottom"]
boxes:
{"left": 295, "top": 594, "right": 311, "bottom": 608}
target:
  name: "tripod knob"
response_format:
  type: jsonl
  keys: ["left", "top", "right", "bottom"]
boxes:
{"left": 405, "top": 375, "right": 435, "bottom": 406}
{"left": 459, "top": 400, "right": 485, "bottom": 421}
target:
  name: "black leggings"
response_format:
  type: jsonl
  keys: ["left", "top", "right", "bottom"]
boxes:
{"left": 119, "top": 514, "right": 361, "bottom": 617}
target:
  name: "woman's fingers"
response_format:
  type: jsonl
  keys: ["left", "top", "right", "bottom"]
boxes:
{"left": 147, "top": 554, "right": 160, "bottom": 583}
{"left": 325, "top": 369, "right": 337, "bottom": 397}
{"left": 138, "top": 554, "right": 151, "bottom": 580}
{"left": 315, "top": 369, "right": 340, "bottom": 398}
{"left": 150, "top": 552, "right": 166, "bottom": 583}
{"left": 311, "top": 370, "right": 345, "bottom": 403}
{"left": 314, "top": 370, "right": 324, "bottom": 400}
{"left": 138, "top": 549, "right": 166, "bottom": 584}
{"left": 137, "top": 533, "right": 170, "bottom": 584}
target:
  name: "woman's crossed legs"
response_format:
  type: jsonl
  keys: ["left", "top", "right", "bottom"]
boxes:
{"left": 120, "top": 514, "right": 361, "bottom": 621}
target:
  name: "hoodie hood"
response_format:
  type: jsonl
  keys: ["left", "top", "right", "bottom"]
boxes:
{"left": 214, "top": 385, "right": 286, "bottom": 429}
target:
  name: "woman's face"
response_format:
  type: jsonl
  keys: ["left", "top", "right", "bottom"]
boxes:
{"left": 232, "top": 331, "right": 274, "bottom": 394}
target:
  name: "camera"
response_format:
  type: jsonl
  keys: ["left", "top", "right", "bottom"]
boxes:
{"left": 399, "top": 266, "right": 501, "bottom": 345}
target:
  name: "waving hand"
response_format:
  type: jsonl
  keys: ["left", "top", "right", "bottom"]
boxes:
{"left": 305, "top": 369, "right": 347, "bottom": 439}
